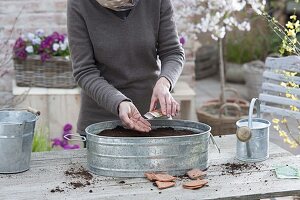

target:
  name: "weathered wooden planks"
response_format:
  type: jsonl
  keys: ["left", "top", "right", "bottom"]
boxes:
{"left": 265, "top": 56, "right": 300, "bottom": 73}
{"left": 0, "top": 135, "right": 299, "bottom": 200}
{"left": 260, "top": 56, "right": 300, "bottom": 119}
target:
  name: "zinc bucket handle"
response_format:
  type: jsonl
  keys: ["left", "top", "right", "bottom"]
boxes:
{"left": 248, "top": 98, "right": 261, "bottom": 128}
{"left": 64, "top": 134, "right": 86, "bottom": 142}
{"left": 0, "top": 107, "right": 40, "bottom": 124}
{"left": 0, "top": 107, "right": 40, "bottom": 116}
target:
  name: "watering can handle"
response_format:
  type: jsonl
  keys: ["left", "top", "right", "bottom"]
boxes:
{"left": 248, "top": 98, "right": 261, "bottom": 128}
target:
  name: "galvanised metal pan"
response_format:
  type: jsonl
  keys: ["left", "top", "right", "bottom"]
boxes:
{"left": 84, "top": 119, "right": 211, "bottom": 177}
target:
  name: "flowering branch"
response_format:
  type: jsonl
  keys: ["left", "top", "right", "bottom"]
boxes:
{"left": 173, "top": 0, "right": 266, "bottom": 104}
{"left": 260, "top": 2, "right": 300, "bottom": 148}
{"left": 173, "top": 0, "right": 266, "bottom": 40}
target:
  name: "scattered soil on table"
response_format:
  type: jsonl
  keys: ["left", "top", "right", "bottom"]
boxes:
{"left": 98, "top": 126, "right": 196, "bottom": 137}
{"left": 70, "top": 181, "right": 86, "bottom": 189}
{"left": 220, "top": 163, "right": 261, "bottom": 175}
{"left": 64, "top": 166, "right": 93, "bottom": 181}
{"left": 176, "top": 174, "right": 190, "bottom": 180}
{"left": 50, "top": 186, "right": 64, "bottom": 193}
{"left": 50, "top": 164, "right": 95, "bottom": 193}
{"left": 64, "top": 166, "right": 94, "bottom": 189}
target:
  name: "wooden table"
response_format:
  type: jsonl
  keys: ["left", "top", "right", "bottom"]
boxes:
{"left": 1, "top": 135, "right": 299, "bottom": 200}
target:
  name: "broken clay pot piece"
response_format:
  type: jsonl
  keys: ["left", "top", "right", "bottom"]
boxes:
{"left": 182, "top": 179, "right": 208, "bottom": 190}
{"left": 144, "top": 173, "right": 176, "bottom": 182}
{"left": 186, "top": 168, "right": 206, "bottom": 180}
{"left": 155, "top": 181, "right": 176, "bottom": 189}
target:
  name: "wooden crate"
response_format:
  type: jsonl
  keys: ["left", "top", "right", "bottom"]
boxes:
{"left": 195, "top": 45, "right": 219, "bottom": 80}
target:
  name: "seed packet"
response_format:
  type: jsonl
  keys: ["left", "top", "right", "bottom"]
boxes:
{"left": 274, "top": 165, "right": 300, "bottom": 179}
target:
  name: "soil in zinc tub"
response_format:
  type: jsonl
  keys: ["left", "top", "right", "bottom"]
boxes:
{"left": 97, "top": 126, "right": 196, "bottom": 137}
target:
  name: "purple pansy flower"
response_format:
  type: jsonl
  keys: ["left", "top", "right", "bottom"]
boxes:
{"left": 63, "top": 123, "right": 72, "bottom": 132}
{"left": 51, "top": 123, "right": 80, "bottom": 150}
{"left": 13, "top": 37, "right": 27, "bottom": 60}
{"left": 179, "top": 36, "right": 186, "bottom": 46}
{"left": 40, "top": 52, "right": 51, "bottom": 62}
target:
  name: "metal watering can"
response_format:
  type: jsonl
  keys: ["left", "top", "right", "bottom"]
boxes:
{"left": 0, "top": 107, "right": 40, "bottom": 173}
{"left": 236, "top": 98, "right": 271, "bottom": 162}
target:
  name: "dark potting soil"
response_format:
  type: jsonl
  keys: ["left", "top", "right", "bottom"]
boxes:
{"left": 50, "top": 186, "right": 64, "bottom": 193}
{"left": 64, "top": 166, "right": 93, "bottom": 181}
{"left": 70, "top": 181, "right": 85, "bottom": 189}
{"left": 220, "top": 163, "right": 261, "bottom": 175}
{"left": 50, "top": 165, "right": 94, "bottom": 193}
{"left": 98, "top": 126, "right": 196, "bottom": 137}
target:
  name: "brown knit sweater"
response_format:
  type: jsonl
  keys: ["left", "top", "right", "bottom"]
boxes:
{"left": 67, "top": 0, "right": 185, "bottom": 134}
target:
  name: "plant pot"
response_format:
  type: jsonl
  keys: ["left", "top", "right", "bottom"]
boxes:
{"left": 195, "top": 45, "right": 218, "bottom": 80}
{"left": 197, "top": 102, "right": 249, "bottom": 136}
{"left": 225, "top": 62, "right": 245, "bottom": 83}
{"left": 243, "top": 60, "right": 265, "bottom": 99}
{"left": 196, "top": 87, "right": 249, "bottom": 136}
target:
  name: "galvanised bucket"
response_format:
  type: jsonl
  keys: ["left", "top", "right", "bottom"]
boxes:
{"left": 0, "top": 108, "right": 39, "bottom": 173}
{"left": 85, "top": 120, "right": 211, "bottom": 177}
{"left": 236, "top": 98, "right": 271, "bottom": 162}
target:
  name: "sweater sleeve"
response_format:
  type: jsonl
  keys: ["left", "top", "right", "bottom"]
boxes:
{"left": 67, "top": 0, "right": 131, "bottom": 116}
{"left": 157, "top": 0, "right": 185, "bottom": 90}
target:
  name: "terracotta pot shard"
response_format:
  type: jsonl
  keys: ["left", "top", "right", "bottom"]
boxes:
{"left": 153, "top": 173, "right": 176, "bottom": 182}
{"left": 145, "top": 173, "right": 176, "bottom": 182}
{"left": 144, "top": 173, "right": 156, "bottom": 181}
{"left": 187, "top": 169, "right": 206, "bottom": 179}
{"left": 183, "top": 179, "right": 208, "bottom": 190}
{"left": 155, "top": 181, "right": 176, "bottom": 189}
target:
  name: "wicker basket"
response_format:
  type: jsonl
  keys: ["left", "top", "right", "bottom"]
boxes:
{"left": 13, "top": 56, "right": 77, "bottom": 89}
{"left": 196, "top": 88, "right": 250, "bottom": 136}
{"left": 197, "top": 101, "right": 249, "bottom": 136}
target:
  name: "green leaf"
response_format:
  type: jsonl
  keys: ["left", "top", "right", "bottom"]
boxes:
{"left": 32, "top": 126, "right": 52, "bottom": 152}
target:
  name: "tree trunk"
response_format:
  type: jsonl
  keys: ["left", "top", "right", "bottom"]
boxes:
{"left": 219, "top": 38, "right": 226, "bottom": 105}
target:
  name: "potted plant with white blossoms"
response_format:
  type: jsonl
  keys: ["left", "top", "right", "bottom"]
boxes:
{"left": 13, "top": 29, "right": 76, "bottom": 88}
{"left": 174, "top": 0, "right": 266, "bottom": 135}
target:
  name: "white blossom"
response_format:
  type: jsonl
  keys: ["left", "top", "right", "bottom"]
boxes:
{"left": 32, "top": 37, "right": 41, "bottom": 45}
{"left": 59, "top": 41, "right": 67, "bottom": 51}
{"left": 27, "top": 33, "right": 35, "bottom": 41}
{"left": 35, "top": 29, "right": 45, "bottom": 37}
{"left": 172, "top": 0, "right": 266, "bottom": 40}
{"left": 52, "top": 43, "right": 60, "bottom": 51}
{"left": 25, "top": 46, "right": 34, "bottom": 53}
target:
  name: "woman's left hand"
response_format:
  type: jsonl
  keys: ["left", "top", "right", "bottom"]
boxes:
{"left": 149, "top": 77, "right": 180, "bottom": 117}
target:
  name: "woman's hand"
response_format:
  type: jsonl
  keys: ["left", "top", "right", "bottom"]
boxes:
{"left": 118, "top": 101, "right": 151, "bottom": 132}
{"left": 149, "top": 77, "right": 180, "bottom": 117}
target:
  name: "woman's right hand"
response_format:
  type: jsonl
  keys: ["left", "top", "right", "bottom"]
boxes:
{"left": 118, "top": 101, "right": 151, "bottom": 132}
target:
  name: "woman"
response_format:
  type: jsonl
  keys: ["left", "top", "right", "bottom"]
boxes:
{"left": 67, "top": 0, "right": 185, "bottom": 136}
